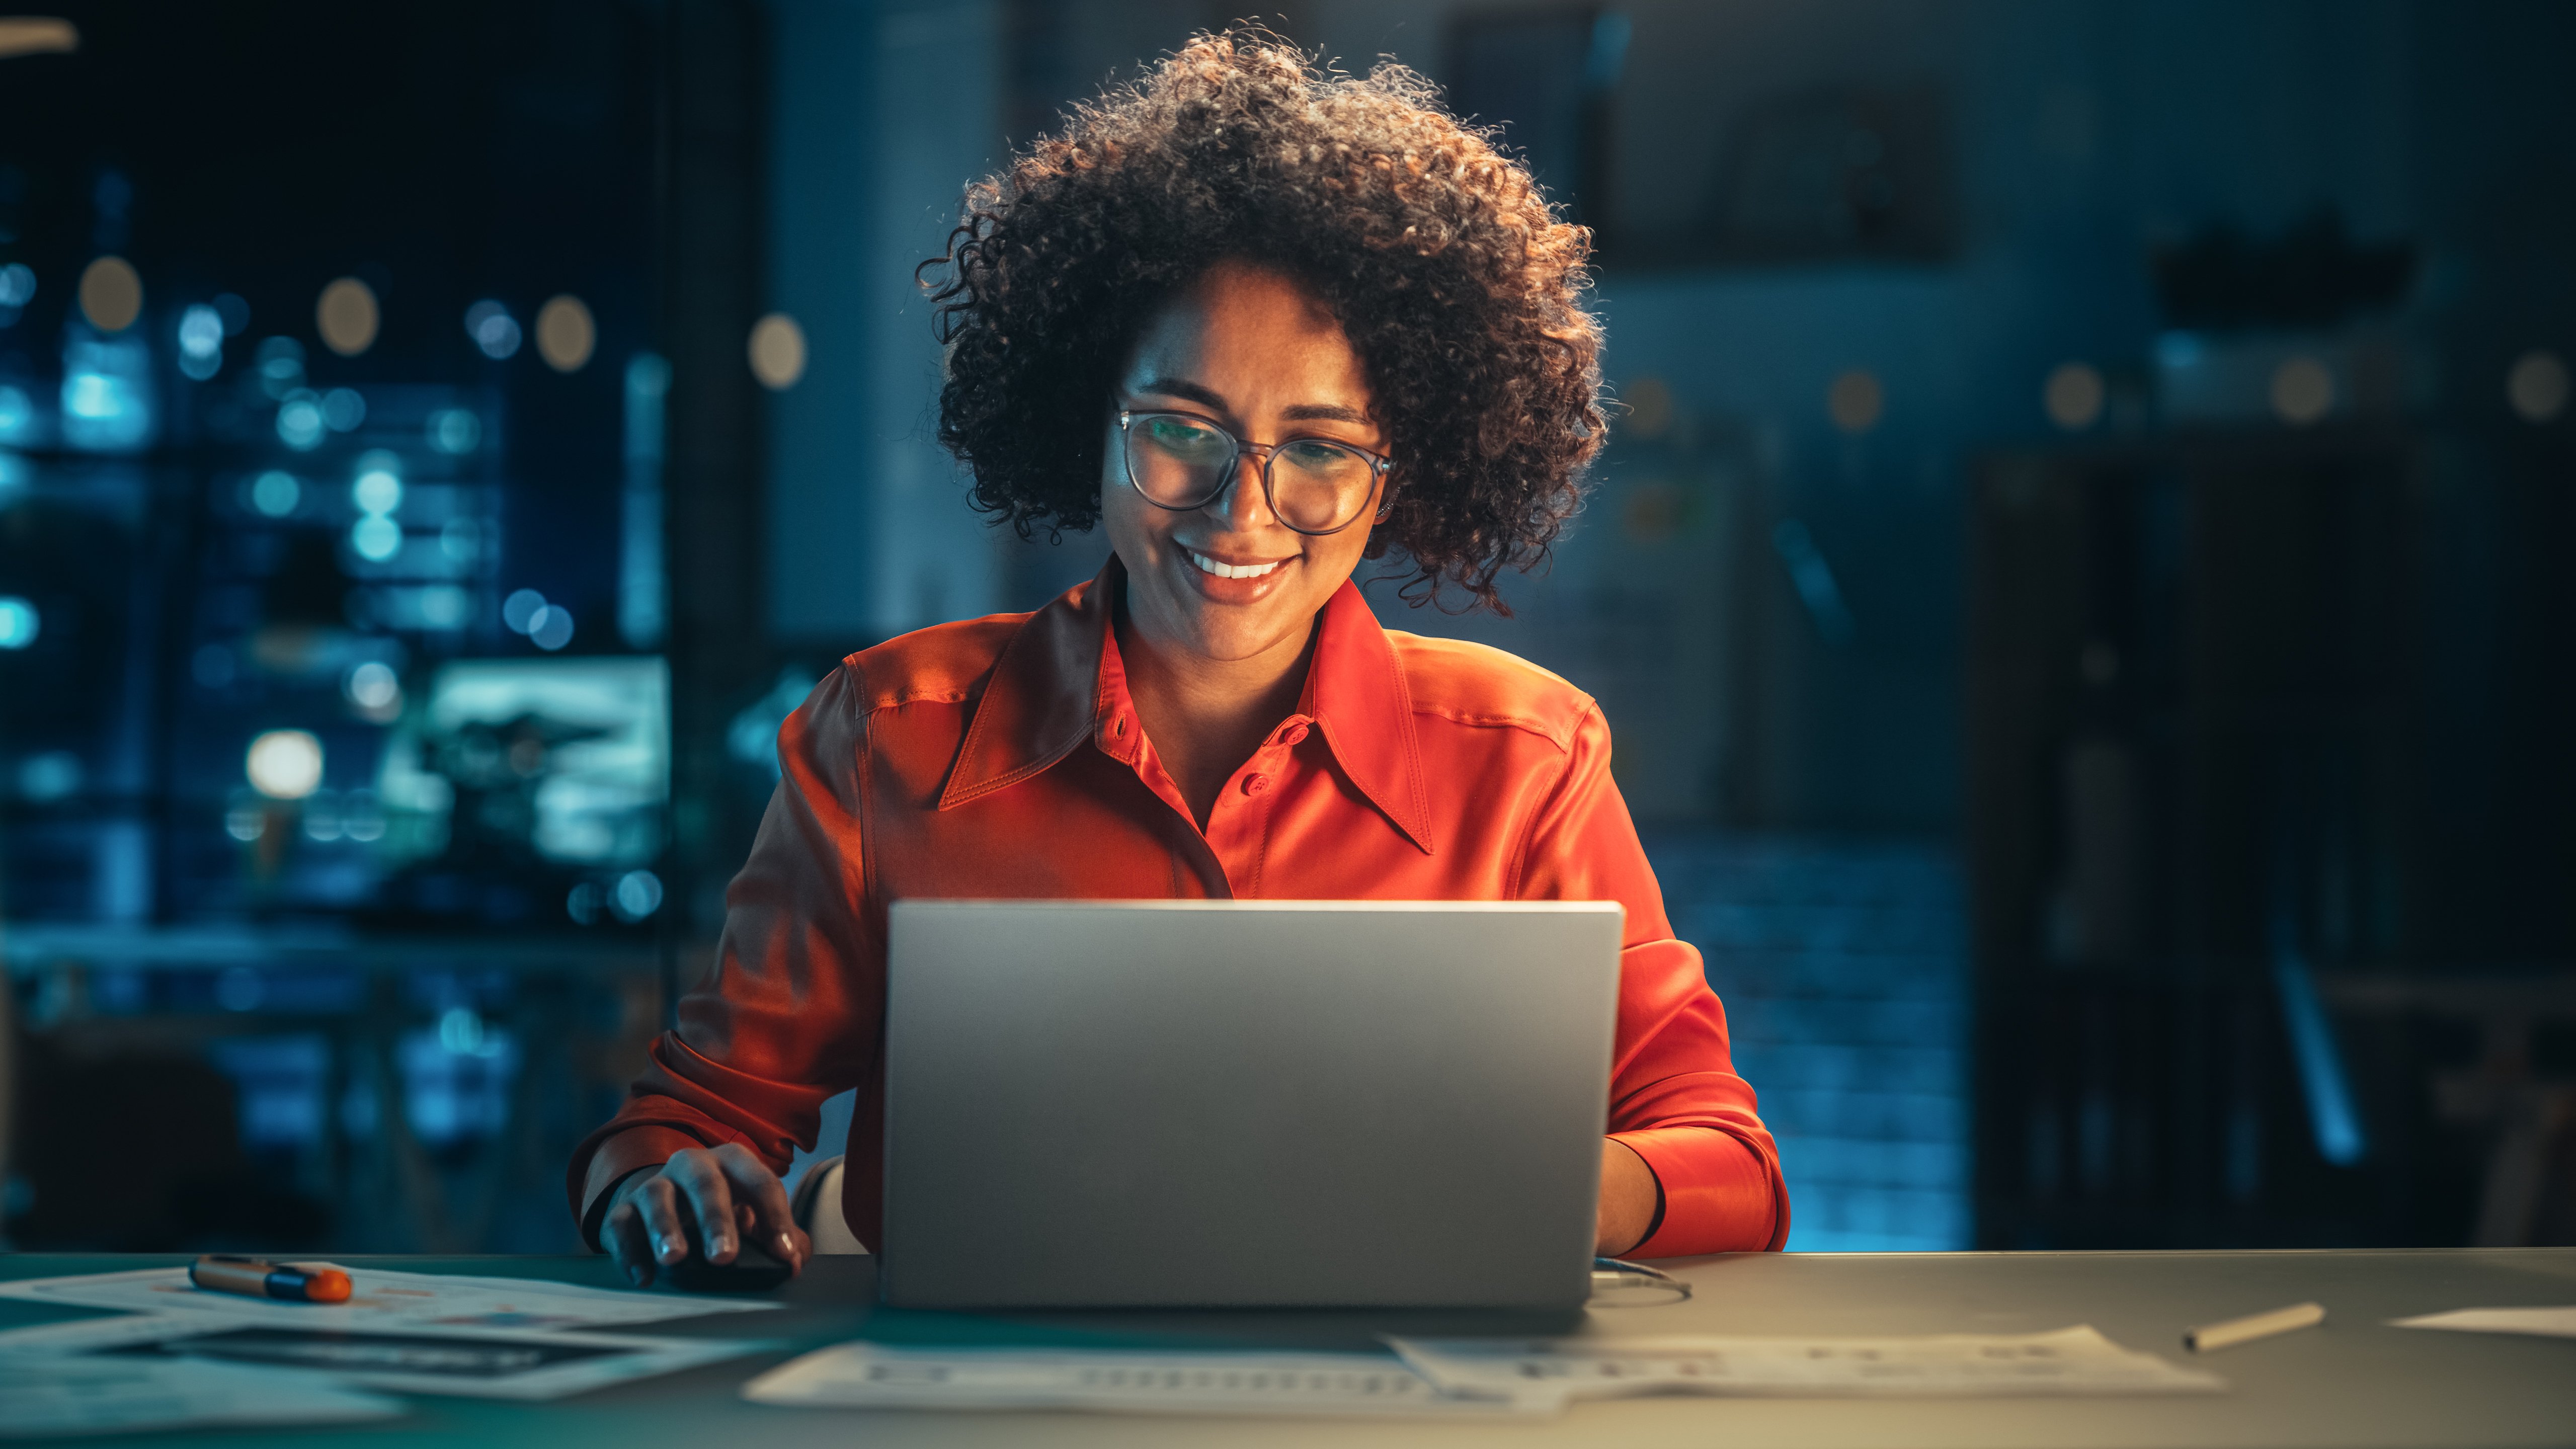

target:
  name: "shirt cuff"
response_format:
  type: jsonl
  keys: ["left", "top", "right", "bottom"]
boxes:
{"left": 1614, "top": 1125, "right": 1788, "bottom": 1257}
{"left": 576, "top": 1125, "right": 707, "bottom": 1250}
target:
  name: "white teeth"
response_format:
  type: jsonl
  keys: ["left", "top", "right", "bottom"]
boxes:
{"left": 1185, "top": 548, "right": 1282, "bottom": 580}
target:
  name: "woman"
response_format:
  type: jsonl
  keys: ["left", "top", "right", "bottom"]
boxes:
{"left": 573, "top": 30, "right": 1787, "bottom": 1285}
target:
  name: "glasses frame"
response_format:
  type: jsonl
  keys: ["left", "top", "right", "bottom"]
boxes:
{"left": 1116, "top": 409, "right": 1394, "bottom": 536}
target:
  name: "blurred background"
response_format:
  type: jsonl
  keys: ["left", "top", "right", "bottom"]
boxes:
{"left": 2, "top": 0, "right": 2572, "bottom": 1257}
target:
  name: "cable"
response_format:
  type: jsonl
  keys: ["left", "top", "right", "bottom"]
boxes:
{"left": 1589, "top": 1256, "right": 1692, "bottom": 1307}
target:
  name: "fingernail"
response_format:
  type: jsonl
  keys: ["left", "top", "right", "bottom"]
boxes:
{"left": 627, "top": 1265, "right": 646, "bottom": 1286}
{"left": 713, "top": 1236, "right": 734, "bottom": 1257}
{"left": 776, "top": 1232, "right": 797, "bottom": 1261}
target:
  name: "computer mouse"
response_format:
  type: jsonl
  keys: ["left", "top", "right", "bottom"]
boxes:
{"left": 661, "top": 1215, "right": 795, "bottom": 1293}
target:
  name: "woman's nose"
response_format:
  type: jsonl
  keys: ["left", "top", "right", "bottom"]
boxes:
{"left": 1206, "top": 451, "right": 1278, "bottom": 532}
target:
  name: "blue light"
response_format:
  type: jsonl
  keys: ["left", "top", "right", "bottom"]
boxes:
{"left": 250, "top": 470, "right": 301, "bottom": 517}
{"left": 353, "top": 465, "right": 402, "bottom": 517}
{"left": 0, "top": 263, "right": 33, "bottom": 307}
{"left": 465, "top": 300, "right": 521, "bottom": 360}
{"left": 322, "top": 387, "right": 366, "bottom": 432}
{"left": 60, "top": 334, "right": 157, "bottom": 454}
{"left": 177, "top": 304, "right": 224, "bottom": 381}
{"left": 528, "top": 604, "right": 575, "bottom": 651}
{"left": 0, "top": 594, "right": 38, "bottom": 649}
{"left": 0, "top": 384, "right": 32, "bottom": 444}
{"left": 2155, "top": 331, "right": 2205, "bottom": 369}
{"left": 352, "top": 515, "right": 403, "bottom": 561}
{"left": 256, "top": 337, "right": 305, "bottom": 400}
{"left": 277, "top": 392, "right": 325, "bottom": 450}
{"left": 1770, "top": 518, "right": 1859, "bottom": 645}
{"left": 502, "top": 588, "right": 546, "bottom": 633}
{"left": 429, "top": 408, "right": 481, "bottom": 454}
{"left": 2273, "top": 939, "right": 2368, "bottom": 1167}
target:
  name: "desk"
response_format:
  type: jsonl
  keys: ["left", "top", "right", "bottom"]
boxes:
{"left": 3, "top": 1249, "right": 2571, "bottom": 1447}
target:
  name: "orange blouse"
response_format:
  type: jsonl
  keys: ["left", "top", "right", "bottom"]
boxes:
{"left": 569, "top": 560, "right": 1788, "bottom": 1257}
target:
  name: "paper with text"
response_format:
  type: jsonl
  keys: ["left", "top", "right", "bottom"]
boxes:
{"left": 0, "top": 1354, "right": 404, "bottom": 1438}
{"left": 743, "top": 1341, "right": 1545, "bottom": 1418}
{"left": 0, "top": 1312, "right": 770, "bottom": 1401}
{"left": 0, "top": 1265, "right": 779, "bottom": 1332}
{"left": 1386, "top": 1325, "right": 2225, "bottom": 1409}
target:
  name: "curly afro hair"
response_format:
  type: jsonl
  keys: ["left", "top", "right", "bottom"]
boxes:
{"left": 923, "top": 28, "right": 1606, "bottom": 612}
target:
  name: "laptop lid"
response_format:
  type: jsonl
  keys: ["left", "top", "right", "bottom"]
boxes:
{"left": 880, "top": 900, "right": 1624, "bottom": 1310}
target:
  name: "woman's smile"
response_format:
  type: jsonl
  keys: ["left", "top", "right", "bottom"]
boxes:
{"left": 1102, "top": 260, "right": 1387, "bottom": 670}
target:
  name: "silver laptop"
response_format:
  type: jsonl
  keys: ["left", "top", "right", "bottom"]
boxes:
{"left": 880, "top": 900, "right": 1624, "bottom": 1310}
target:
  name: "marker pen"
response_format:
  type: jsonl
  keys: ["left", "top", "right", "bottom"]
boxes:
{"left": 188, "top": 1255, "right": 354, "bottom": 1304}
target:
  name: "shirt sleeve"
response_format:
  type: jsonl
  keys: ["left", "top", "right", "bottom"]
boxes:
{"left": 1512, "top": 703, "right": 1790, "bottom": 1255}
{"left": 563, "top": 664, "right": 883, "bottom": 1248}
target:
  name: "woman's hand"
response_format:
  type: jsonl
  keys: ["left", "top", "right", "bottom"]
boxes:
{"left": 1595, "top": 1139, "right": 1659, "bottom": 1256}
{"left": 602, "top": 1142, "right": 812, "bottom": 1288}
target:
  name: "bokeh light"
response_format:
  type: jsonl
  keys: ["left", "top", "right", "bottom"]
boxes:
{"left": 428, "top": 408, "right": 482, "bottom": 454}
{"left": 351, "top": 516, "right": 402, "bottom": 561}
{"left": 2507, "top": 349, "right": 2569, "bottom": 424}
{"left": 352, "top": 452, "right": 403, "bottom": 515}
{"left": 177, "top": 303, "right": 225, "bottom": 380}
{"left": 322, "top": 387, "right": 367, "bottom": 432}
{"left": 2270, "top": 356, "right": 2334, "bottom": 426}
{"left": 528, "top": 604, "right": 576, "bottom": 651}
{"left": 502, "top": 588, "right": 547, "bottom": 634}
{"left": 536, "top": 294, "right": 595, "bottom": 372}
{"left": 748, "top": 311, "right": 807, "bottom": 390}
{"left": 316, "top": 276, "right": 380, "bottom": 357}
{"left": 465, "top": 300, "right": 521, "bottom": 359}
{"left": 276, "top": 392, "right": 325, "bottom": 450}
{"left": 345, "top": 661, "right": 402, "bottom": 721}
{"left": 1828, "top": 368, "right": 1885, "bottom": 433}
{"left": 0, "top": 262, "right": 34, "bottom": 308}
{"left": 2044, "top": 362, "right": 2106, "bottom": 431}
{"left": 77, "top": 256, "right": 142, "bottom": 332}
{"left": 246, "top": 729, "right": 325, "bottom": 800}
{"left": 0, "top": 594, "right": 38, "bottom": 650}
{"left": 249, "top": 470, "right": 300, "bottom": 517}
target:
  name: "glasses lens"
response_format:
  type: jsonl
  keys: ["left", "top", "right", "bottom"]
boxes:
{"left": 1267, "top": 439, "right": 1377, "bottom": 532}
{"left": 1126, "top": 415, "right": 1234, "bottom": 507}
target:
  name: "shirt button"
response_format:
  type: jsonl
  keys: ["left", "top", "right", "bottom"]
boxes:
{"left": 1242, "top": 773, "right": 1271, "bottom": 796}
{"left": 1280, "top": 723, "right": 1310, "bottom": 746}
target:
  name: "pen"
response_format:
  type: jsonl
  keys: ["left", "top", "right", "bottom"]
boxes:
{"left": 188, "top": 1255, "right": 353, "bottom": 1304}
{"left": 2183, "top": 1301, "right": 2324, "bottom": 1352}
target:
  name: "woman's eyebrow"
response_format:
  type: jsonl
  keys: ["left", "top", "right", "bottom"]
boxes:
{"left": 1134, "top": 377, "right": 1373, "bottom": 429}
{"left": 1280, "top": 402, "right": 1371, "bottom": 425}
{"left": 1134, "top": 376, "right": 1232, "bottom": 413}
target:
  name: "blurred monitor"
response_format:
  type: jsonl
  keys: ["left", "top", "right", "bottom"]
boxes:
{"left": 378, "top": 656, "right": 669, "bottom": 880}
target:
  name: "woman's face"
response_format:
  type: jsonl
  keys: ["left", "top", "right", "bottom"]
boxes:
{"left": 1102, "top": 260, "right": 1386, "bottom": 668}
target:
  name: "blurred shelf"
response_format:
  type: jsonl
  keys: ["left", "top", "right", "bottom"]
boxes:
{"left": 0, "top": 922, "right": 669, "bottom": 976}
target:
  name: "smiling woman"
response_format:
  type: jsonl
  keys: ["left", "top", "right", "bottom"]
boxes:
{"left": 571, "top": 28, "right": 1787, "bottom": 1287}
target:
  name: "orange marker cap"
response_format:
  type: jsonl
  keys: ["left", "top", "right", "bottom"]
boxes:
{"left": 302, "top": 1267, "right": 352, "bottom": 1303}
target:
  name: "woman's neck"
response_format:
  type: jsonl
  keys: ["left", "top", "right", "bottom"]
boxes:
{"left": 1114, "top": 597, "right": 1317, "bottom": 832}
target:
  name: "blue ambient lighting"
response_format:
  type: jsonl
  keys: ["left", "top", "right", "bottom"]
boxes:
{"left": 0, "top": 595, "right": 37, "bottom": 649}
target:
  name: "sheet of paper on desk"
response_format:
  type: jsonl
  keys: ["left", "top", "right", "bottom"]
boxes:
{"left": 0, "top": 1264, "right": 780, "bottom": 1331}
{"left": 1385, "top": 1326, "right": 2225, "bottom": 1409}
{"left": 2390, "top": 1306, "right": 2576, "bottom": 1340}
{"left": 0, "top": 1312, "right": 771, "bottom": 1401}
{"left": 743, "top": 1341, "right": 1549, "bottom": 1418}
{"left": 0, "top": 1354, "right": 406, "bottom": 1437}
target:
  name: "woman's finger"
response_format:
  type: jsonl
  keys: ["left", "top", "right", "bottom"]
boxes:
{"left": 635, "top": 1173, "right": 694, "bottom": 1264}
{"left": 666, "top": 1149, "right": 741, "bottom": 1263}
{"left": 711, "top": 1142, "right": 802, "bottom": 1268}
{"left": 603, "top": 1196, "right": 657, "bottom": 1287}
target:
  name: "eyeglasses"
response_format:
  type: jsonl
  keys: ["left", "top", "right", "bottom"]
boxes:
{"left": 1116, "top": 409, "right": 1392, "bottom": 536}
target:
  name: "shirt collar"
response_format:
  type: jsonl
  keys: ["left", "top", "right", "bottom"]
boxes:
{"left": 937, "top": 555, "right": 1436, "bottom": 855}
